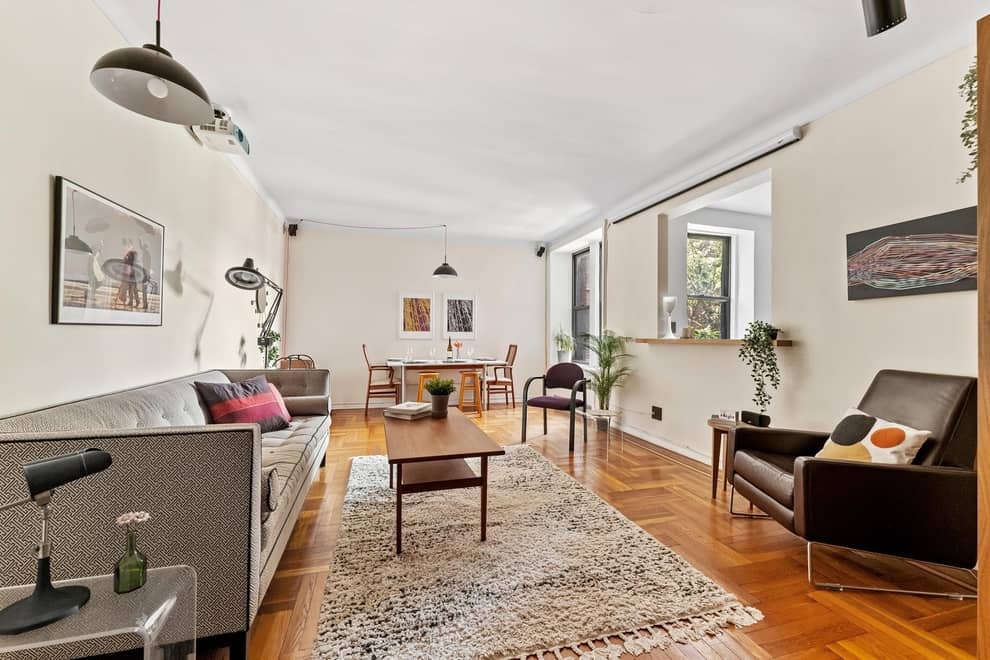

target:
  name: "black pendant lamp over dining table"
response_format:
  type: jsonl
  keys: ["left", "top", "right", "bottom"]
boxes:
{"left": 90, "top": 0, "right": 213, "bottom": 125}
{"left": 432, "top": 225, "right": 458, "bottom": 279}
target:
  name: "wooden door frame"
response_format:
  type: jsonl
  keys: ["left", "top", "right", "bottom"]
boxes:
{"left": 978, "top": 15, "right": 990, "bottom": 660}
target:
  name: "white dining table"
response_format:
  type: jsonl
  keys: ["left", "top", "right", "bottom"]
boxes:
{"left": 386, "top": 358, "right": 507, "bottom": 409}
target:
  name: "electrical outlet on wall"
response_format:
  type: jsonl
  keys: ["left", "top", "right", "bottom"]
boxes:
{"left": 651, "top": 406, "right": 662, "bottom": 421}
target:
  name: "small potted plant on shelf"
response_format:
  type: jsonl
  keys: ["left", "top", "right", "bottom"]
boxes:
{"left": 585, "top": 330, "right": 633, "bottom": 412}
{"left": 738, "top": 320, "right": 781, "bottom": 425}
{"left": 554, "top": 328, "right": 574, "bottom": 363}
{"left": 424, "top": 376, "right": 456, "bottom": 418}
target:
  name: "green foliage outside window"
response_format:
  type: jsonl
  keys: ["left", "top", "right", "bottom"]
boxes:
{"left": 687, "top": 235, "right": 728, "bottom": 339}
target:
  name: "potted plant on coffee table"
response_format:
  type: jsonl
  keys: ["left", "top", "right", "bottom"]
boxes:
{"left": 738, "top": 320, "right": 781, "bottom": 425}
{"left": 554, "top": 328, "right": 574, "bottom": 363}
{"left": 424, "top": 376, "right": 456, "bottom": 419}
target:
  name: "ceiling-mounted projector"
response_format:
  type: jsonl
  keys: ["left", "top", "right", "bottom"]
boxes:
{"left": 187, "top": 105, "right": 250, "bottom": 155}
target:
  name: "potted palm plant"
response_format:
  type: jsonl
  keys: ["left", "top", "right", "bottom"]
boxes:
{"left": 738, "top": 320, "right": 781, "bottom": 424}
{"left": 585, "top": 330, "right": 633, "bottom": 412}
{"left": 554, "top": 328, "right": 574, "bottom": 363}
{"left": 424, "top": 376, "right": 455, "bottom": 419}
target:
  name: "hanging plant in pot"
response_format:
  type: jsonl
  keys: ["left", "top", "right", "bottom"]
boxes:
{"left": 424, "top": 376, "right": 455, "bottom": 419}
{"left": 738, "top": 321, "right": 781, "bottom": 426}
{"left": 554, "top": 328, "right": 574, "bottom": 363}
{"left": 585, "top": 330, "right": 633, "bottom": 414}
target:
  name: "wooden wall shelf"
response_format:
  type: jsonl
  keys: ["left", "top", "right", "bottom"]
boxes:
{"left": 633, "top": 338, "right": 794, "bottom": 347}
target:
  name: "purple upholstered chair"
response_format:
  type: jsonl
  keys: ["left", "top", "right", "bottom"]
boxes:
{"left": 521, "top": 362, "right": 587, "bottom": 451}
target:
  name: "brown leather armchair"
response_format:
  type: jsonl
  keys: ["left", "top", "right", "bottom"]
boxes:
{"left": 728, "top": 369, "right": 977, "bottom": 597}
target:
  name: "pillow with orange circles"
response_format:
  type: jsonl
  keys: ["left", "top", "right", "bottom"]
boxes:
{"left": 815, "top": 409, "right": 931, "bottom": 464}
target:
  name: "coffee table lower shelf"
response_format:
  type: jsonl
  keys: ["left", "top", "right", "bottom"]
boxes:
{"left": 390, "top": 457, "right": 490, "bottom": 554}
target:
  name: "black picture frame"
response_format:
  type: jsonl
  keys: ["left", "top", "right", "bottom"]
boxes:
{"left": 52, "top": 177, "right": 165, "bottom": 326}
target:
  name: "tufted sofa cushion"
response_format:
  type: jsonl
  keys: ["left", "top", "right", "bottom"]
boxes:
{"left": 259, "top": 415, "right": 328, "bottom": 549}
{"left": 0, "top": 371, "right": 229, "bottom": 433}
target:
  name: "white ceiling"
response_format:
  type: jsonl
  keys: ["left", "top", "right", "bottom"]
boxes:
{"left": 94, "top": 1, "right": 984, "bottom": 240}
{"left": 708, "top": 182, "right": 772, "bottom": 217}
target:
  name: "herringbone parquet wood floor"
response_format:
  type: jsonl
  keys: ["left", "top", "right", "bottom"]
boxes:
{"left": 238, "top": 406, "right": 977, "bottom": 659}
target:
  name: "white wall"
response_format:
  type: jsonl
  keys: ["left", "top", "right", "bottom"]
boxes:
{"left": 547, "top": 238, "right": 603, "bottom": 362}
{"left": 665, "top": 207, "right": 772, "bottom": 338}
{"left": 285, "top": 228, "right": 545, "bottom": 407}
{"left": 607, "top": 46, "right": 977, "bottom": 462}
{"left": 548, "top": 251, "right": 572, "bottom": 356}
{"left": 0, "top": 2, "right": 285, "bottom": 415}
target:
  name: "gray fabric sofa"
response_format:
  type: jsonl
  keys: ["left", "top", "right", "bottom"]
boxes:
{"left": 0, "top": 368, "right": 331, "bottom": 658}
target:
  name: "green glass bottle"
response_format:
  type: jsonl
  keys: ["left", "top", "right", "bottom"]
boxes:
{"left": 114, "top": 529, "right": 148, "bottom": 594}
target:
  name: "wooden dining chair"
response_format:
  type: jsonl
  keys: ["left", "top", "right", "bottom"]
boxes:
{"left": 486, "top": 344, "right": 517, "bottom": 408}
{"left": 362, "top": 344, "right": 400, "bottom": 416}
{"left": 274, "top": 354, "right": 315, "bottom": 369}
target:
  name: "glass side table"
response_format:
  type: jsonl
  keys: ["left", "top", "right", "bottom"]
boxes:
{"left": 0, "top": 565, "right": 196, "bottom": 660}
{"left": 581, "top": 409, "right": 624, "bottom": 455}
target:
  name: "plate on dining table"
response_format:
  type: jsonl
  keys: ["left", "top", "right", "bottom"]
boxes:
{"left": 475, "top": 356, "right": 497, "bottom": 361}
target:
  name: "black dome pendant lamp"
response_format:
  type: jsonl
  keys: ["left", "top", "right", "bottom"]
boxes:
{"left": 90, "top": 0, "right": 212, "bottom": 125}
{"left": 432, "top": 225, "right": 458, "bottom": 279}
{"left": 862, "top": 0, "right": 907, "bottom": 37}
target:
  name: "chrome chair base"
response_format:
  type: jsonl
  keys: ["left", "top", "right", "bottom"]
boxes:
{"left": 806, "top": 542, "right": 977, "bottom": 600}
{"left": 728, "top": 486, "right": 772, "bottom": 519}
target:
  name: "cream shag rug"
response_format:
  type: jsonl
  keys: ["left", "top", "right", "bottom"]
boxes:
{"left": 314, "top": 445, "right": 762, "bottom": 660}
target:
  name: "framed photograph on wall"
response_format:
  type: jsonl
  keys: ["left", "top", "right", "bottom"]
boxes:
{"left": 52, "top": 177, "right": 164, "bottom": 326}
{"left": 443, "top": 295, "right": 477, "bottom": 339}
{"left": 398, "top": 292, "right": 433, "bottom": 339}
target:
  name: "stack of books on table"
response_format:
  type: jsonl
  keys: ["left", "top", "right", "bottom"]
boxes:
{"left": 384, "top": 402, "right": 432, "bottom": 421}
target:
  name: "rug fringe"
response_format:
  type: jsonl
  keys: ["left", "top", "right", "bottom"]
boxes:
{"left": 502, "top": 603, "right": 764, "bottom": 660}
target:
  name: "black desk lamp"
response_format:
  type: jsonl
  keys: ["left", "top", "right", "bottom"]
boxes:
{"left": 225, "top": 258, "right": 284, "bottom": 367}
{"left": 0, "top": 449, "right": 113, "bottom": 634}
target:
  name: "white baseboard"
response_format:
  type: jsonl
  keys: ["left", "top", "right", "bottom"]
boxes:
{"left": 612, "top": 422, "right": 712, "bottom": 466}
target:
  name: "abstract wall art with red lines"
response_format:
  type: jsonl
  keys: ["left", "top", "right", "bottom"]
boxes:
{"left": 846, "top": 207, "right": 977, "bottom": 300}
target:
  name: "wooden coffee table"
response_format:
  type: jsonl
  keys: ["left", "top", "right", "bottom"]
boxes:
{"left": 384, "top": 408, "right": 505, "bottom": 554}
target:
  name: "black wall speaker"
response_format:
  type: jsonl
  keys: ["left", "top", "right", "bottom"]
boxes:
{"left": 862, "top": 0, "right": 907, "bottom": 37}
{"left": 287, "top": 223, "right": 299, "bottom": 237}
{"left": 740, "top": 410, "right": 771, "bottom": 428}
{"left": 536, "top": 245, "right": 546, "bottom": 258}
